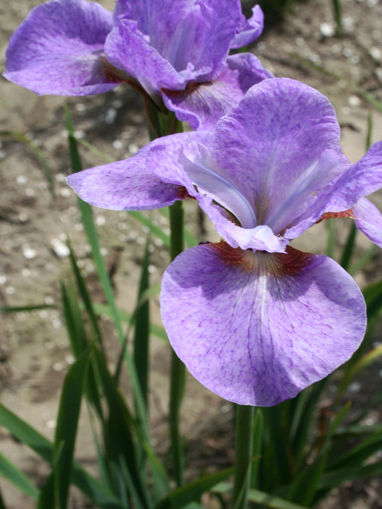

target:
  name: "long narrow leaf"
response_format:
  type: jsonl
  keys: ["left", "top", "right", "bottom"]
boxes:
{"left": 65, "top": 107, "right": 151, "bottom": 447}
{"left": 0, "top": 405, "right": 122, "bottom": 508}
{"left": 155, "top": 467, "right": 234, "bottom": 509}
{"left": 53, "top": 347, "right": 92, "bottom": 509}
{"left": 0, "top": 452, "right": 39, "bottom": 500}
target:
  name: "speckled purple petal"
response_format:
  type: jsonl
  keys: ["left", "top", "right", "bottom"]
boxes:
{"left": 162, "top": 53, "right": 272, "bottom": 130}
{"left": 211, "top": 78, "right": 346, "bottom": 235}
{"left": 161, "top": 243, "right": 366, "bottom": 406}
{"left": 353, "top": 198, "right": 382, "bottom": 248}
{"left": 66, "top": 132, "right": 210, "bottom": 210}
{"left": 324, "top": 141, "right": 382, "bottom": 213}
{"left": 111, "top": 0, "right": 242, "bottom": 88}
{"left": 230, "top": 5, "right": 264, "bottom": 49}
{"left": 4, "top": 0, "right": 119, "bottom": 96}
{"left": 104, "top": 19, "right": 185, "bottom": 102}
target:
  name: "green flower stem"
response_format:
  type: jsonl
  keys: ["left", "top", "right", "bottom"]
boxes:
{"left": 142, "top": 99, "right": 186, "bottom": 485}
{"left": 232, "top": 404, "right": 254, "bottom": 509}
{"left": 169, "top": 200, "right": 186, "bottom": 486}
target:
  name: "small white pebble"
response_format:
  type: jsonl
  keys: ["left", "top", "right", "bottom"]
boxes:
{"left": 74, "top": 223, "right": 83, "bottom": 231}
{"left": 74, "top": 130, "right": 85, "bottom": 139}
{"left": 22, "top": 246, "right": 37, "bottom": 259}
{"left": 320, "top": 22, "right": 335, "bottom": 37}
{"left": 50, "top": 238, "right": 70, "bottom": 258}
{"left": 0, "top": 275, "right": 7, "bottom": 285}
{"left": 21, "top": 268, "right": 31, "bottom": 277}
{"left": 44, "top": 296, "right": 54, "bottom": 305}
{"left": 75, "top": 103, "right": 86, "bottom": 112}
{"left": 52, "top": 319, "right": 62, "bottom": 329}
{"left": 56, "top": 173, "right": 66, "bottom": 182}
{"left": 18, "top": 212, "right": 29, "bottom": 223}
{"left": 100, "top": 247, "right": 108, "bottom": 256}
{"left": 348, "top": 95, "right": 361, "bottom": 107}
{"left": 342, "top": 47, "right": 353, "bottom": 58}
{"left": 59, "top": 233, "right": 68, "bottom": 242}
{"left": 46, "top": 419, "right": 56, "bottom": 429}
{"left": 148, "top": 264, "right": 157, "bottom": 274}
{"left": 369, "top": 47, "right": 381, "bottom": 61}
{"left": 348, "top": 382, "right": 361, "bottom": 393}
{"left": 39, "top": 310, "right": 49, "bottom": 319}
{"left": 343, "top": 17, "right": 354, "bottom": 30}
{"left": 65, "top": 354, "right": 75, "bottom": 365}
{"left": 53, "top": 362, "right": 65, "bottom": 372}
{"left": 367, "top": 0, "right": 378, "bottom": 6}
{"left": 96, "top": 215, "right": 106, "bottom": 226}
{"left": 350, "top": 55, "right": 360, "bottom": 65}
{"left": 5, "top": 286, "right": 15, "bottom": 295}
{"left": 16, "top": 175, "right": 27, "bottom": 185}
{"left": 128, "top": 143, "right": 139, "bottom": 154}
{"left": 59, "top": 188, "right": 71, "bottom": 198}
{"left": 25, "top": 188, "right": 35, "bottom": 197}
{"left": 375, "top": 68, "right": 382, "bottom": 82}
{"left": 105, "top": 108, "right": 117, "bottom": 124}
{"left": 113, "top": 139, "right": 123, "bottom": 150}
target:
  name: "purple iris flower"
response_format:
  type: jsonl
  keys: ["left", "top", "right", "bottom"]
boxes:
{"left": 67, "top": 78, "right": 382, "bottom": 406}
{"left": 4, "top": 0, "right": 270, "bottom": 129}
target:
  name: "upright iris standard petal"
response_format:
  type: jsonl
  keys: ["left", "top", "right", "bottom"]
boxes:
{"left": 209, "top": 78, "right": 346, "bottom": 233}
{"left": 5, "top": 0, "right": 119, "bottom": 95}
{"left": 162, "top": 54, "right": 272, "bottom": 130}
{"left": 161, "top": 243, "right": 366, "bottom": 406}
{"left": 230, "top": 5, "right": 264, "bottom": 49}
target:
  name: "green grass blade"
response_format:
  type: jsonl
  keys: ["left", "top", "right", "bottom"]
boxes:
{"left": 129, "top": 211, "right": 170, "bottom": 248}
{"left": 0, "top": 304, "right": 55, "bottom": 313}
{"left": 319, "top": 461, "right": 382, "bottom": 490}
{"left": 214, "top": 483, "right": 308, "bottom": 509}
{"left": 340, "top": 223, "right": 357, "bottom": 271}
{"left": 326, "top": 219, "right": 335, "bottom": 258}
{"left": 60, "top": 281, "right": 88, "bottom": 357}
{"left": 348, "top": 245, "right": 377, "bottom": 276}
{"left": 291, "top": 379, "right": 329, "bottom": 470}
{"left": 287, "top": 402, "right": 350, "bottom": 505}
{"left": 155, "top": 467, "right": 234, "bottom": 509}
{"left": 159, "top": 208, "right": 197, "bottom": 248}
{"left": 92, "top": 347, "right": 150, "bottom": 509}
{"left": 328, "top": 426, "right": 382, "bottom": 470}
{"left": 68, "top": 244, "right": 103, "bottom": 346}
{"left": 94, "top": 302, "right": 168, "bottom": 341}
{"left": 0, "top": 405, "right": 122, "bottom": 508}
{"left": 37, "top": 473, "right": 55, "bottom": 509}
{"left": 132, "top": 238, "right": 150, "bottom": 404}
{"left": 0, "top": 489, "right": 7, "bottom": 509}
{"left": 0, "top": 452, "right": 39, "bottom": 500}
{"left": 53, "top": 347, "right": 92, "bottom": 508}
{"left": 250, "top": 409, "right": 264, "bottom": 488}
{"left": 356, "top": 90, "right": 382, "bottom": 114}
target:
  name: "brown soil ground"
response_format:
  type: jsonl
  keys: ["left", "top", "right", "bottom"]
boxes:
{"left": 1, "top": 0, "right": 382, "bottom": 507}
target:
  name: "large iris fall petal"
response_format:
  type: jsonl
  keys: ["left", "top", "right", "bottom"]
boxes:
{"left": 161, "top": 243, "right": 366, "bottom": 406}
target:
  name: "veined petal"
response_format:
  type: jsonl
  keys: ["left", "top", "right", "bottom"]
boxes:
{"left": 230, "top": 5, "right": 264, "bottom": 49}
{"left": 66, "top": 132, "right": 211, "bottom": 210}
{"left": 5, "top": 0, "right": 119, "bottom": 96}
{"left": 353, "top": 198, "right": 382, "bottom": 248}
{"left": 324, "top": 141, "right": 382, "bottom": 212}
{"left": 161, "top": 243, "right": 366, "bottom": 406}
{"left": 211, "top": 78, "right": 346, "bottom": 233}
{"left": 162, "top": 53, "right": 271, "bottom": 130}
{"left": 104, "top": 19, "right": 185, "bottom": 102}
{"left": 182, "top": 143, "right": 257, "bottom": 228}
